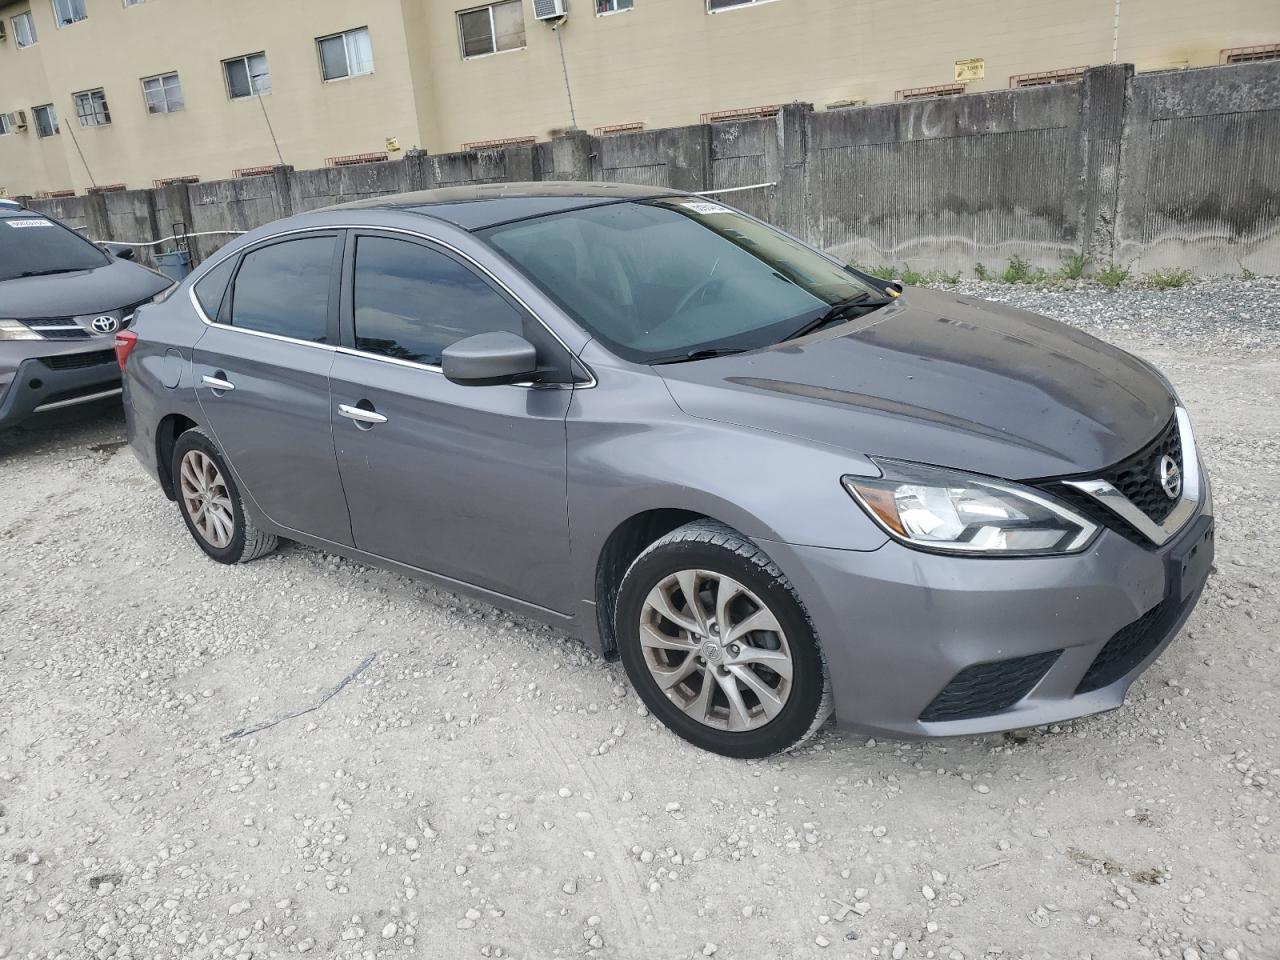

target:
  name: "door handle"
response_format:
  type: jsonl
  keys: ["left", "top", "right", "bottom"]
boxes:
{"left": 202, "top": 373, "right": 235, "bottom": 393}
{"left": 338, "top": 403, "right": 388, "bottom": 426}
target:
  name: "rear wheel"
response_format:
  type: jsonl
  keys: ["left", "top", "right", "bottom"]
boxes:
{"left": 616, "top": 520, "right": 831, "bottom": 758}
{"left": 171, "top": 428, "right": 277, "bottom": 564}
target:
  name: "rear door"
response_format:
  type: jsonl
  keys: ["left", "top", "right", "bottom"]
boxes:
{"left": 192, "top": 231, "right": 353, "bottom": 546}
{"left": 329, "top": 231, "right": 576, "bottom": 611}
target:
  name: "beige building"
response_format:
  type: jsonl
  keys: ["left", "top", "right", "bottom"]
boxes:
{"left": 1, "top": 0, "right": 1277, "bottom": 197}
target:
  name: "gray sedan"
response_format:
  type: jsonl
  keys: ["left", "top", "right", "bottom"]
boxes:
{"left": 120, "top": 183, "right": 1214, "bottom": 757}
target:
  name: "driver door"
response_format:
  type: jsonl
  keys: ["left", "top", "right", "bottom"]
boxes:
{"left": 329, "top": 231, "right": 580, "bottom": 613}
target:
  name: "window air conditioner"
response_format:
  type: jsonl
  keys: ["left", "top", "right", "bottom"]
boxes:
{"left": 532, "top": 0, "right": 567, "bottom": 20}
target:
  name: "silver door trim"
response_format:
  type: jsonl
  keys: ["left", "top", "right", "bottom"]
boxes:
{"left": 337, "top": 403, "right": 389, "bottom": 425}
{"left": 186, "top": 223, "right": 595, "bottom": 389}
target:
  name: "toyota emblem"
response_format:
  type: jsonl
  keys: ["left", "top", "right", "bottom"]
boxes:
{"left": 91, "top": 315, "right": 119, "bottom": 334}
{"left": 1158, "top": 454, "right": 1182, "bottom": 500}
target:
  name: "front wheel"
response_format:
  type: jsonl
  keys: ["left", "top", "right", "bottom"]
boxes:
{"left": 171, "top": 428, "right": 278, "bottom": 565}
{"left": 615, "top": 520, "right": 832, "bottom": 758}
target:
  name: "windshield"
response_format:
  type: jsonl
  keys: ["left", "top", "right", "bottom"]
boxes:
{"left": 480, "top": 198, "right": 883, "bottom": 362}
{"left": 0, "top": 214, "right": 110, "bottom": 282}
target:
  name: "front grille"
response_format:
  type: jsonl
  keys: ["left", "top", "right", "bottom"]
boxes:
{"left": 1037, "top": 414, "right": 1183, "bottom": 544}
{"left": 920, "top": 650, "right": 1062, "bottom": 722}
{"left": 1104, "top": 416, "right": 1182, "bottom": 524}
{"left": 40, "top": 350, "right": 115, "bottom": 371}
{"left": 1075, "top": 602, "right": 1168, "bottom": 694}
{"left": 22, "top": 317, "right": 91, "bottom": 340}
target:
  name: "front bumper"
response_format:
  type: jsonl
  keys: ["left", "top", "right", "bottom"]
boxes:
{"left": 0, "top": 350, "right": 121, "bottom": 430}
{"left": 763, "top": 493, "right": 1214, "bottom": 739}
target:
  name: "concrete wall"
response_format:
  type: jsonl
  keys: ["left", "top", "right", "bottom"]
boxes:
{"left": 23, "top": 60, "right": 1280, "bottom": 277}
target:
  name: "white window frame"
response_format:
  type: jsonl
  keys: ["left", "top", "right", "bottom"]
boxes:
{"left": 122, "top": 0, "right": 146, "bottom": 6}
{"left": 595, "top": 0, "right": 633, "bottom": 14}
{"left": 141, "top": 72, "right": 184, "bottom": 115}
{"left": 0, "top": 114, "right": 11, "bottom": 136}
{"left": 73, "top": 88, "right": 111, "bottom": 127}
{"left": 456, "top": 1, "right": 526, "bottom": 60}
{"left": 33, "top": 103, "right": 58, "bottom": 137}
{"left": 316, "top": 27, "right": 374, "bottom": 82}
{"left": 12, "top": 11, "right": 38, "bottom": 47}
{"left": 706, "top": 0, "right": 778, "bottom": 12}
{"left": 223, "top": 52, "right": 272, "bottom": 100}
{"left": 50, "top": 0, "right": 87, "bottom": 28}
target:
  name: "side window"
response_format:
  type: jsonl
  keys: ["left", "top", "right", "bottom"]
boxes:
{"left": 230, "top": 236, "right": 334, "bottom": 343}
{"left": 192, "top": 256, "right": 236, "bottom": 320}
{"left": 353, "top": 235, "right": 522, "bottom": 366}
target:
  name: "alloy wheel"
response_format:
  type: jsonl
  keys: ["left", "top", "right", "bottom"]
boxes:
{"left": 639, "top": 569, "right": 794, "bottom": 732}
{"left": 179, "top": 449, "right": 235, "bottom": 549}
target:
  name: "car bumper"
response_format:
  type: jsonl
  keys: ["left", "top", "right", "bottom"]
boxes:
{"left": 0, "top": 349, "right": 122, "bottom": 430}
{"left": 761, "top": 492, "right": 1214, "bottom": 739}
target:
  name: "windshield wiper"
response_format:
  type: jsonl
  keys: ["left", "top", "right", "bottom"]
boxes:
{"left": 17, "top": 267, "right": 83, "bottom": 278}
{"left": 651, "top": 346, "right": 751, "bottom": 365}
{"left": 783, "top": 294, "right": 894, "bottom": 342}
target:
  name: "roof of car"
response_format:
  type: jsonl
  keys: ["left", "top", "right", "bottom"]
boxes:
{"left": 330, "top": 181, "right": 684, "bottom": 230}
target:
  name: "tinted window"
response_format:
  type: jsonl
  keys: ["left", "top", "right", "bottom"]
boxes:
{"left": 193, "top": 256, "right": 236, "bottom": 319}
{"left": 353, "top": 236, "right": 522, "bottom": 366}
{"left": 0, "top": 214, "right": 109, "bottom": 282}
{"left": 230, "top": 237, "right": 334, "bottom": 342}
{"left": 481, "top": 199, "right": 882, "bottom": 363}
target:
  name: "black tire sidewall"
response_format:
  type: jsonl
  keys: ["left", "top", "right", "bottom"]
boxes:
{"left": 171, "top": 430, "right": 248, "bottom": 565}
{"left": 616, "top": 538, "right": 825, "bottom": 759}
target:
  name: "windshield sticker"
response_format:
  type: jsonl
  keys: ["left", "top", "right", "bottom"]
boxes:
{"left": 5, "top": 219, "right": 56, "bottom": 228}
{"left": 678, "top": 200, "right": 732, "bottom": 216}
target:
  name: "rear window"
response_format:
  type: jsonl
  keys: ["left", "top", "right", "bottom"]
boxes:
{"left": 228, "top": 236, "right": 334, "bottom": 343}
{"left": 0, "top": 215, "right": 110, "bottom": 282}
{"left": 193, "top": 256, "right": 236, "bottom": 320}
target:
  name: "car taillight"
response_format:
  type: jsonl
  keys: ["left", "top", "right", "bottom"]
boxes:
{"left": 114, "top": 330, "right": 139, "bottom": 370}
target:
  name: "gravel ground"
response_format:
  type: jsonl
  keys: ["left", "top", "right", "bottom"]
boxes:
{"left": 1, "top": 279, "right": 1277, "bottom": 960}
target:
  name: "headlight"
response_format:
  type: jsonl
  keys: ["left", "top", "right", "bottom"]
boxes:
{"left": 843, "top": 459, "right": 1098, "bottom": 556}
{"left": 0, "top": 319, "right": 41, "bottom": 341}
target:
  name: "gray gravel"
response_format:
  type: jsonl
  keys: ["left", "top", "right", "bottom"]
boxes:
{"left": 1, "top": 279, "right": 1277, "bottom": 960}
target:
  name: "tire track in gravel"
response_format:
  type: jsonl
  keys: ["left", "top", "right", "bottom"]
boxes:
{"left": 510, "top": 697, "right": 654, "bottom": 953}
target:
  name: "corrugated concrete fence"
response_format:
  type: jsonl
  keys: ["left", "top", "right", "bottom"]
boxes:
{"left": 24, "top": 60, "right": 1280, "bottom": 276}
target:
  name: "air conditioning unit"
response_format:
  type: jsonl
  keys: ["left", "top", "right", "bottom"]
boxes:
{"left": 532, "top": 0, "right": 567, "bottom": 20}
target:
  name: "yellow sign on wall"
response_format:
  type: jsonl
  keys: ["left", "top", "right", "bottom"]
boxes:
{"left": 955, "top": 58, "right": 985, "bottom": 83}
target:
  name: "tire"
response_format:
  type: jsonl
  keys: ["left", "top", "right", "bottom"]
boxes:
{"left": 171, "top": 428, "right": 278, "bottom": 565}
{"left": 615, "top": 519, "right": 832, "bottom": 758}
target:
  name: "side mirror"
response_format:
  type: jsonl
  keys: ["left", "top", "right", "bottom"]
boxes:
{"left": 442, "top": 331, "right": 538, "bottom": 386}
{"left": 101, "top": 242, "right": 136, "bottom": 261}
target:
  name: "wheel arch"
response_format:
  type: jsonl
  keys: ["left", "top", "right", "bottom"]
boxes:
{"left": 154, "top": 412, "right": 199, "bottom": 501}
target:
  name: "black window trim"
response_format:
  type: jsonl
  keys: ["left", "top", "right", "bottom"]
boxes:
{"left": 183, "top": 224, "right": 594, "bottom": 388}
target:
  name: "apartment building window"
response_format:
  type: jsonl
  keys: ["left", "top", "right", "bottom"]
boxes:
{"left": 33, "top": 103, "right": 58, "bottom": 137}
{"left": 73, "top": 88, "right": 111, "bottom": 126}
{"left": 11, "top": 11, "right": 38, "bottom": 47}
{"left": 142, "top": 72, "right": 184, "bottom": 114}
{"left": 707, "top": 0, "right": 768, "bottom": 10}
{"left": 122, "top": 0, "right": 145, "bottom": 6}
{"left": 317, "top": 27, "right": 374, "bottom": 81}
{"left": 457, "top": 1, "right": 525, "bottom": 59}
{"left": 0, "top": 114, "right": 11, "bottom": 136}
{"left": 51, "top": 0, "right": 86, "bottom": 28}
{"left": 596, "top": 0, "right": 633, "bottom": 13}
{"left": 224, "top": 52, "right": 271, "bottom": 99}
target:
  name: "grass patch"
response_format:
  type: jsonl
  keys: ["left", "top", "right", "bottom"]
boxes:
{"left": 1143, "top": 267, "right": 1193, "bottom": 290}
{"left": 1061, "top": 252, "right": 1088, "bottom": 280}
{"left": 1096, "top": 261, "right": 1131, "bottom": 290}
{"left": 899, "top": 267, "right": 925, "bottom": 285}
{"left": 925, "top": 269, "right": 961, "bottom": 285}
{"left": 867, "top": 264, "right": 901, "bottom": 281}
{"left": 973, "top": 262, "right": 993, "bottom": 281}
{"left": 1000, "top": 255, "right": 1033, "bottom": 283}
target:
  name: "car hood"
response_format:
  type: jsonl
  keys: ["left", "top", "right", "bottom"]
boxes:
{"left": 0, "top": 258, "right": 172, "bottom": 319}
{"left": 656, "top": 287, "right": 1174, "bottom": 480}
